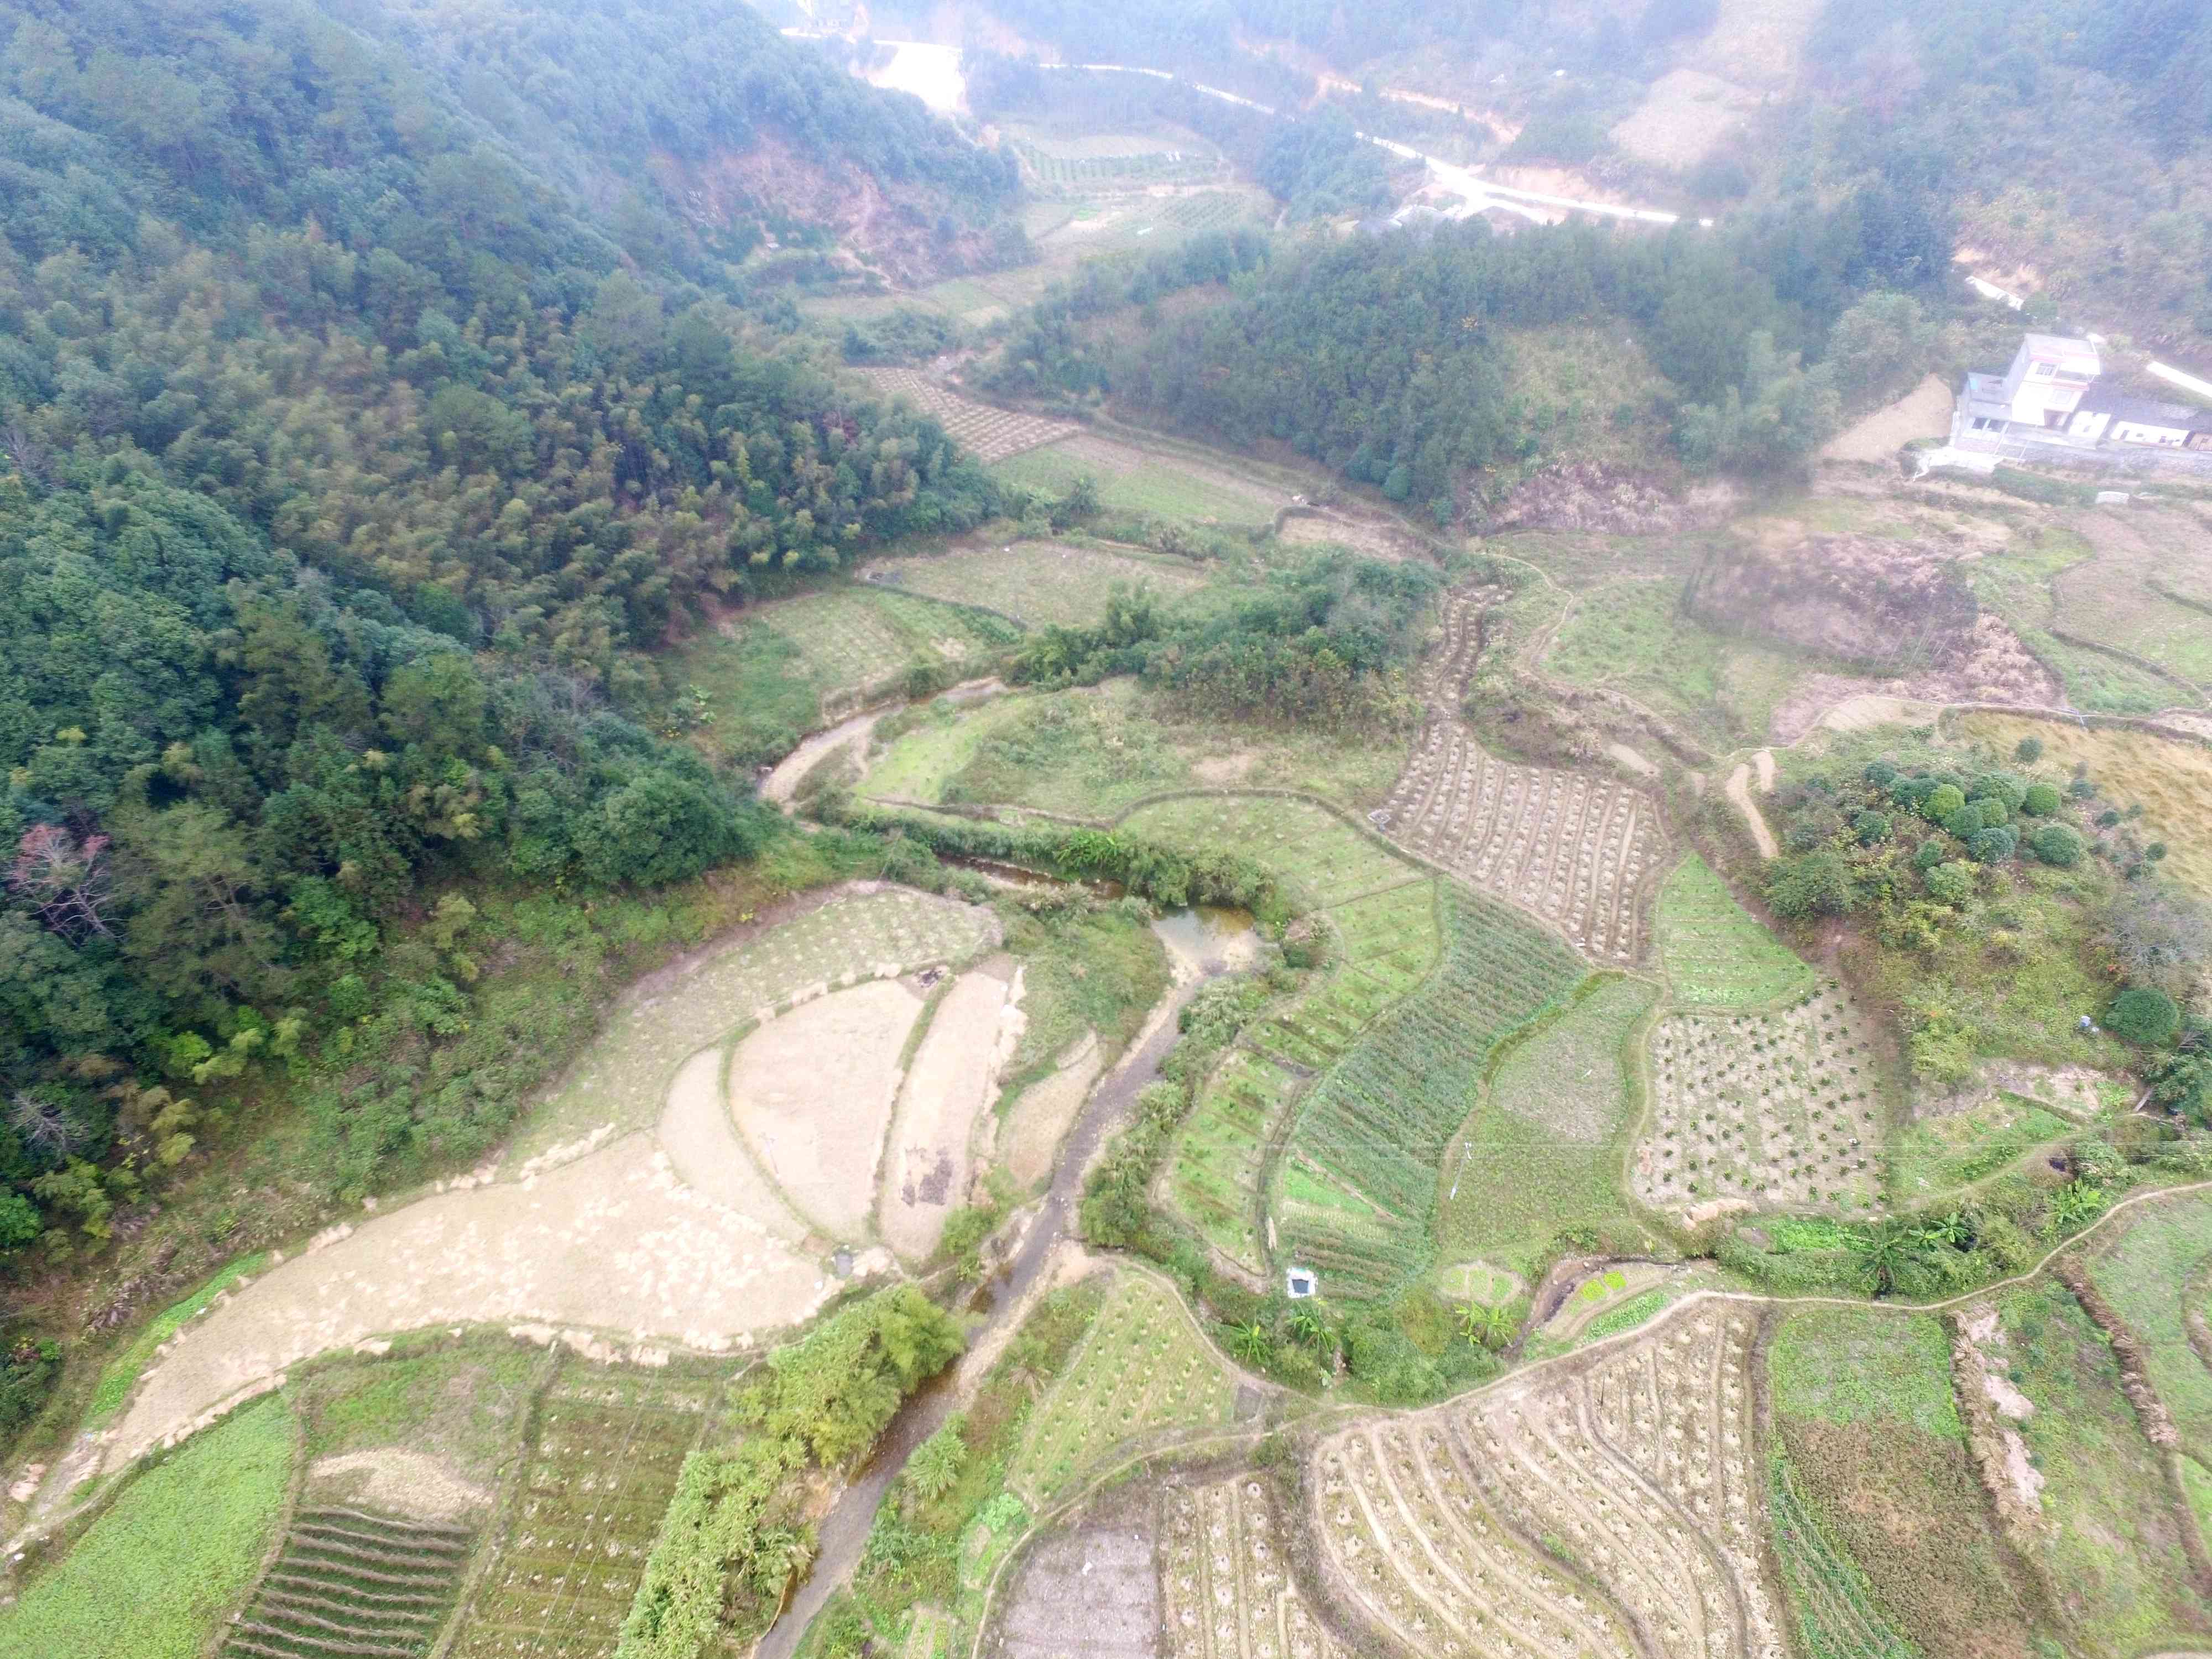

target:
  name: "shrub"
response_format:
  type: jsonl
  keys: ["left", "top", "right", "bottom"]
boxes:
{"left": 1766, "top": 849, "right": 1856, "bottom": 918}
{"left": 1863, "top": 760, "right": 1898, "bottom": 787}
{"left": 1891, "top": 775, "right": 1938, "bottom": 810}
{"left": 1970, "top": 773, "right": 2026, "bottom": 812}
{"left": 2026, "top": 823, "right": 2085, "bottom": 867}
{"left": 1973, "top": 797, "right": 2009, "bottom": 827}
{"left": 1967, "top": 826, "right": 2017, "bottom": 864}
{"left": 2021, "top": 782, "right": 2062, "bottom": 817}
{"left": 1924, "top": 860, "right": 1976, "bottom": 905}
{"left": 1853, "top": 811, "right": 1892, "bottom": 846}
{"left": 2015, "top": 737, "right": 2043, "bottom": 764}
{"left": 2107, "top": 986, "right": 2181, "bottom": 1046}
{"left": 1923, "top": 784, "right": 1966, "bottom": 821}
{"left": 1943, "top": 803, "right": 1986, "bottom": 838}
{"left": 1912, "top": 838, "right": 1947, "bottom": 873}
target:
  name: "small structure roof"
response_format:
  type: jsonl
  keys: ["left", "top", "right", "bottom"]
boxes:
{"left": 2076, "top": 379, "right": 2210, "bottom": 431}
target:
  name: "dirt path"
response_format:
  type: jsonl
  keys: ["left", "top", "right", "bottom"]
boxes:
{"left": 1726, "top": 763, "right": 1778, "bottom": 858}
{"left": 758, "top": 707, "right": 884, "bottom": 808}
{"left": 1752, "top": 748, "right": 1775, "bottom": 792}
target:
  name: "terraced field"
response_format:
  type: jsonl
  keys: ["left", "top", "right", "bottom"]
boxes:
{"left": 447, "top": 1362, "right": 721, "bottom": 1659}
{"left": 854, "top": 369, "right": 1078, "bottom": 463}
{"left": 757, "top": 586, "right": 1022, "bottom": 712}
{"left": 1379, "top": 589, "right": 1664, "bottom": 963}
{"left": 1634, "top": 984, "right": 1887, "bottom": 1219}
{"left": 1161, "top": 1478, "right": 1349, "bottom": 1659}
{"left": 1009, "top": 1271, "right": 1239, "bottom": 1507}
{"left": 221, "top": 1508, "right": 472, "bottom": 1659}
{"left": 1167, "top": 881, "right": 1442, "bottom": 1272}
{"left": 1317, "top": 1305, "right": 1783, "bottom": 1659}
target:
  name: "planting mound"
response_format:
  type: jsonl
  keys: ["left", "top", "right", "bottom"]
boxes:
{"left": 1164, "top": 1477, "right": 1352, "bottom": 1659}
{"left": 1634, "top": 985, "right": 1886, "bottom": 1220}
{"left": 880, "top": 965, "right": 1022, "bottom": 1261}
{"left": 729, "top": 978, "right": 926, "bottom": 1240}
{"left": 1317, "top": 1305, "right": 1783, "bottom": 1659}
{"left": 1379, "top": 589, "right": 1663, "bottom": 963}
{"left": 854, "top": 368, "right": 1078, "bottom": 463}
{"left": 1010, "top": 1271, "right": 1238, "bottom": 1506}
{"left": 103, "top": 1134, "right": 827, "bottom": 1473}
{"left": 220, "top": 1507, "right": 472, "bottom": 1659}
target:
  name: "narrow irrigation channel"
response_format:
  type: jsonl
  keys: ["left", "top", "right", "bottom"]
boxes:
{"left": 755, "top": 916, "right": 1250, "bottom": 1658}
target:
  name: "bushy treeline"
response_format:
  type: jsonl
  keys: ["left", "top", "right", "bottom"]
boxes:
{"left": 0, "top": 0, "right": 1023, "bottom": 1260}
{"left": 1010, "top": 557, "right": 1437, "bottom": 733}
{"left": 617, "top": 1285, "right": 964, "bottom": 1659}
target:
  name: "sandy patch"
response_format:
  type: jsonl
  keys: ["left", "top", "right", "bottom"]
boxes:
{"left": 1821, "top": 375, "right": 1956, "bottom": 463}
{"left": 1605, "top": 742, "right": 1660, "bottom": 780}
{"left": 1726, "top": 763, "right": 1778, "bottom": 858}
{"left": 1192, "top": 750, "right": 1258, "bottom": 785}
{"left": 1751, "top": 748, "right": 1776, "bottom": 791}
{"left": 1611, "top": 69, "right": 1755, "bottom": 170}
{"left": 729, "top": 980, "right": 925, "bottom": 1240}
{"left": 880, "top": 967, "right": 1021, "bottom": 1261}
{"left": 659, "top": 1047, "right": 807, "bottom": 1241}
{"left": 104, "top": 1134, "right": 832, "bottom": 1472}
{"left": 998, "top": 1524, "right": 1157, "bottom": 1659}
{"left": 1003, "top": 1035, "right": 1104, "bottom": 1190}
{"left": 309, "top": 1448, "right": 491, "bottom": 1522}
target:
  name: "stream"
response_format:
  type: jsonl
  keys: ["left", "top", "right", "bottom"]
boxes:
{"left": 754, "top": 910, "right": 1255, "bottom": 1659}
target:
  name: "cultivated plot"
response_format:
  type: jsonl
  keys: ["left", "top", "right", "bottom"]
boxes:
{"left": 448, "top": 1360, "right": 722, "bottom": 1659}
{"left": 1161, "top": 1477, "right": 1350, "bottom": 1659}
{"left": 755, "top": 586, "right": 1020, "bottom": 709}
{"left": 880, "top": 965, "right": 1019, "bottom": 1261}
{"left": 853, "top": 369, "right": 1078, "bottom": 463}
{"left": 994, "top": 434, "right": 1290, "bottom": 529}
{"left": 1379, "top": 591, "right": 1664, "bottom": 963}
{"left": 221, "top": 1507, "right": 473, "bottom": 1659}
{"left": 2053, "top": 507, "right": 2212, "bottom": 690}
{"left": 867, "top": 540, "right": 1203, "bottom": 628}
{"left": 1634, "top": 985, "right": 1887, "bottom": 1219}
{"left": 1121, "top": 795, "right": 1421, "bottom": 911}
{"left": 1008, "top": 1271, "right": 1239, "bottom": 1507}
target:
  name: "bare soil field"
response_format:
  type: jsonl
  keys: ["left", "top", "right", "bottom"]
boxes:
{"left": 1611, "top": 68, "right": 1757, "bottom": 170}
{"left": 881, "top": 964, "right": 1023, "bottom": 1261}
{"left": 1276, "top": 504, "right": 1433, "bottom": 561}
{"left": 996, "top": 1522, "right": 1158, "bottom": 1659}
{"left": 1820, "top": 376, "right": 1957, "bottom": 464}
{"left": 855, "top": 368, "right": 1078, "bottom": 462}
{"left": 1003, "top": 1035, "right": 1104, "bottom": 1191}
{"left": 101, "top": 1132, "right": 827, "bottom": 1472}
{"left": 730, "top": 979, "right": 927, "bottom": 1240}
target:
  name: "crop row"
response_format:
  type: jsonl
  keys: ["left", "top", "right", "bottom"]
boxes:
{"left": 1278, "top": 889, "right": 1584, "bottom": 1297}
{"left": 855, "top": 369, "right": 1078, "bottom": 462}
{"left": 1767, "top": 1456, "right": 1914, "bottom": 1659}
{"left": 221, "top": 1507, "right": 472, "bottom": 1659}
{"left": 1314, "top": 1422, "right": 1635, "bottom": 1659}
{"left": 446, "top": 1369, "right": 719, "bottom": 1659}
{"left": 1009, "top": 1272, "right": 1236, "bottom": 1506}
{"left": 1161, "top": 1477, "right": 1347, "bottom": 1659}
{"left": 1633, "top": 985, "right": 1886, "bottom": 1218}
{"left": 1168, "top": 1048, "right": 1303, "bottom": 1272}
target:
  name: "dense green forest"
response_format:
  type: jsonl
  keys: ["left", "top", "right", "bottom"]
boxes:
{"left": 0, "top": 0, "right": 1021, "bottom": 1267}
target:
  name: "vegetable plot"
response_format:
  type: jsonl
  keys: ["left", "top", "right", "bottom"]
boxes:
{"left": 1634, "top": 985, "right": 1887, "bottom": 1219}
{"left": 1008, "top": 1272, "right": 1238, "bottom": 1506}
{"left": 1161, "top": 1478, "right": 1349, "bottom": 1659}
{"left": 221, "top": 1508, "right": 472, "bottom": 1659}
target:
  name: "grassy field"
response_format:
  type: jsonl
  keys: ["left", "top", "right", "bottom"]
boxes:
{"left": 875, "top": 679, "right": 1407, "bottom": 817}
{"left": 993, "top": 437, "right": 1281, "bottom": 530}
{"left": 1654, "top": 853, "right": 1816, "bottom": 1009}
{"left": 1487, "top": 973, "right": 1655, "bottom": 1145}
{"left": 864, "top": 540, "right": 1203, "bottom": 628}
{"left": 1281, "top": 887, "right": 1588, "bottom": 1296}
{"left": 3, "top": 1395, "right": 293, "bottom": 1659}
{"left": 676, "top": 586, "right": 1020, "bottom": 766}
{"left": 1954, "top": 713, "right": 2212, "bottom": 900}
{"left": 2054, "top": 508, "right": 2212, "bottom": 688}
{"left": 1008, "top": 1271, "right": 1237, "bottom": 1506}
{"left": 1887, "top": 1093, "right": 2073, "bottom": 1207}
{"left": 1122, "top": 794, "right": 1421, "bottom": 909}
{"left": 1998, "top": 1280, "right": 2211, "bottom": 1651}
{"left": 2087, "top": 1193, "right": 2212, "bottom": 1461}
{"left": 1964, "top": 530, "right": 2182, "bottom": 714}
{"left": 1545, "top": 575, "right": 1815, "bottom": 748}
{"left": 1766, "top": 1309, "right": 2031, "bottom": 1659}
{"left": 304, "top": 1340, "right": 541, "bottom": 1483}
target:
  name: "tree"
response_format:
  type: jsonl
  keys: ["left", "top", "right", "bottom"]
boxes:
{"left": 7, "top": 824, "right": 114, "bottom": 940}
{"left": 1766, "top": 849, "right": 1856, "bottom": 917}
{"left": 1462, "top": 1301, "right": 1516, "bottom": 1350}
{"left": 2103, "top": 884, "right": 2212, "bottom": 999}
{"left": 2108, "top": 985, "right": 2181, "bottom": 1046}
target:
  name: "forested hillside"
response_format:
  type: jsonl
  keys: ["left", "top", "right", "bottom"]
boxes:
{"left": 0, "top": 0, "right": 1011, "bottom": 1268}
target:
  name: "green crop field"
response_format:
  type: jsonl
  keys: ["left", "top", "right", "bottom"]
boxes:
{"left": 865, "top": 541, "right": 1203, "bottom": 629}
{"left": 1488, "top": 974, "right": 1655, "bottom": 1146}
{"left": 1998, "top": 1281, "right": 2208, "bottom": 1651}
{"left": 1768, "top": 1455, "right": 1917, "bottom": 1659}
{"left": 447, "top": 1359, "right": 725, "bottom": 1659}
{"left": 3, "top": 1395, "right": 293, "bottom": 1659}
{"left": 2088, "top": 1194, "right": 2212, "bottom": 1459}
{"left": 1887, "top": 1092, "right": 2072, "bottom": 1206}
{"left": 1655, "top": 853, "right": 1817, "bottom": 1009}
{"left": 1168, "top": 881, "right": 1442, "bottom": 1271}
{"left": 1766, "top": 1309, "right": 2028, "bottom": 1659}
{"left": 1008, "top": 1271, "right": 1238, "bottom": 1506}
{"left": 993, "top": 441, "right": 1279, "bottom": 529}
{"left": 1279, "top": 888, "right": 1585, "bottom": 1297}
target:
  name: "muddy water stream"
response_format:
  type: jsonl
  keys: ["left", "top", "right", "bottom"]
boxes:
{"left": 755, "top": 910, "right": 1256, "bottom": 1659}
